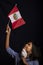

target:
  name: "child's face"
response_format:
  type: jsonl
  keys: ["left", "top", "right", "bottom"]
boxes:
{"left": 26, "top": 42, "right": 32, "bottom": 54}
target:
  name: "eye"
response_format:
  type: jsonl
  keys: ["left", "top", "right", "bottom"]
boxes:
{"left": 28, "top": 43, "right": 30, "bottom": 46}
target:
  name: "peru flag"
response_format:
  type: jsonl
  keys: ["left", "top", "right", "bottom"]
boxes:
{"left": 8, "top": 5, "right": 26, "bottom": 29}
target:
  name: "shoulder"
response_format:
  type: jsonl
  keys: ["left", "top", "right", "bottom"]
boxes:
{"left": 33, "top": 60, "right": 39, "bottom": 65}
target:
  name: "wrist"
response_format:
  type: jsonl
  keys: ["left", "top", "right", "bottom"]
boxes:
{"left": 6, "top": 32, "right": 11, "bottom": 36}
{"left": 25, "top": 63, "right": 28, "bottom": 65}
{"left": 25, "top": 64, "right": 28, "bottom": 65}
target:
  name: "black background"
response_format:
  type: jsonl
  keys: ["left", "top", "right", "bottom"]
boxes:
{"left": 0, "top": 0, "right": 42, "bottom": 65}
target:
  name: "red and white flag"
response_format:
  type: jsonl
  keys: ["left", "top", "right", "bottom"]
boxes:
{"left": 8, "top": 5, "right": 26, "bottom": 29}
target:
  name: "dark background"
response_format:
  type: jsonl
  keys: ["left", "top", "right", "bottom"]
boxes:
{"left": 0, "top": 0, "right": 42, "bottom": 65}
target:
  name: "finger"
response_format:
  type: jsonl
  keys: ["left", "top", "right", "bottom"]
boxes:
{"left": 6, "top": 24, "right": 10, "bottom": 30}
{"left": 6, "top": 30, "right": 8, "bottom": 33}
{"left": 6, "top": 25, "right": 9, "bottom": 33}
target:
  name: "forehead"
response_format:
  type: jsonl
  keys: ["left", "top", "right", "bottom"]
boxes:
{"left": 28, "top": 42, "right": 32, "bottom": 45}
{"left": 25, "top": 42, "right": 32, "bottom": 47}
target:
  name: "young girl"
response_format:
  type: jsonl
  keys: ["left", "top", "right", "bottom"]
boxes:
{"left": 5, "top": 25, "right": 40, "bottom": 65}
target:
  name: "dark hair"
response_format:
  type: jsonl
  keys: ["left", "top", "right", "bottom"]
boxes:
{"left": 24, "top": 40, "right": 41, "bottom": 60}
{"left": 21, "top": 40, "right": 41, "bottom": 61}
{"left": 29, "top": 43, "right": 41, "bottom": 60}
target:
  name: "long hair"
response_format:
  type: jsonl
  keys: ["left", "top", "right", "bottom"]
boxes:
{"left": 29, "top": 41, "right": 41, "bottom": 60}
{"left": 21, "top": 40, "right": 41, "bottom": 61}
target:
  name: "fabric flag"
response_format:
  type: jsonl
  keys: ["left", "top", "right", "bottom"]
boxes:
{"left": 8, "top": 5, "right": 26, "bottom": 29}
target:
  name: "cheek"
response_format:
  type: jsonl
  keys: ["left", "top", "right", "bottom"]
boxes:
{"left": 28, "top": 47, "right": 32, "bottom": 51}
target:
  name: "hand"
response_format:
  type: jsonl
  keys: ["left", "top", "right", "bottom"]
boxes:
{"left": 6, "top": 24, "right": 11, "bottom": 35}
{"left": 26, "top": 64, "right": 28, "bottom": 65}
{"left": 25, "top": 63, "right": 29, "bottom": 65}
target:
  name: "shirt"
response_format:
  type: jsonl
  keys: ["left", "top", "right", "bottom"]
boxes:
{"left": 6, "top": 47, "right": 39, "bottom": 65}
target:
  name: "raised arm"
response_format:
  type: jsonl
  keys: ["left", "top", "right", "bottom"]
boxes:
{"left": 5, "top": 24, "right": 11, "bottom": 49}
{"left": 5, "top": 25, "right": 18, "bottom": 58}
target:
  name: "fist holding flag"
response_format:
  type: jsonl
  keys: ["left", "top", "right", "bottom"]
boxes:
{"left": 8, "top": 5, "right": 26, "bottom": 30}
{"left": 6, "top": 24, "right": 11, "bottom": 35}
